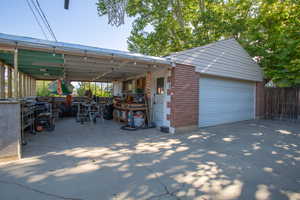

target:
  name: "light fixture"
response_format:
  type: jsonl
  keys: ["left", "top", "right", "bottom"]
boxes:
{"left": 134, "top": 61, "right": 137, "bottom": 65}
{"left": 40, "top": 68, "right": 47, "bottom": 72}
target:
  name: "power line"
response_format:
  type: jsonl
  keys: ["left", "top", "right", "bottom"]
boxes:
{"left": 29, "top": 0, "right": 57, "bottom": 41}
{"left": 35, "top": 0, "right": 57, "bottom": 41}
{"left": 25, "top": 0, "right": 49, "bottom": 40}
{"left": 25, "top": 0, "right": 57, "bottom": 41}
{"left": 29, "top": 0, "right": 52, "bottom": 39}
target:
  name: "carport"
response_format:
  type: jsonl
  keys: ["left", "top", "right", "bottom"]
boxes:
{"left": 0, "top": 33, "right": 172, "bottom": 161}
{"left": 0, "top": 33, "right": 171, "bottom": 97}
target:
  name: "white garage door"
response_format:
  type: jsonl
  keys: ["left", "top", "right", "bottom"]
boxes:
{"left": 199, "top": 76, "right": 255, "bottom": 127}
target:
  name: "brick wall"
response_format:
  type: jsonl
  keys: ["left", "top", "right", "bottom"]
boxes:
{"left": 170, "top": 64, "right": 198, "bottom": 128}
{"left": 256, "top": 81, "right": 265, "bottom": 118}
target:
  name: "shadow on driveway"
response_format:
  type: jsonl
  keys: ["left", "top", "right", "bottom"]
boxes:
{"left": 0, "top": 119, "right": 299, "bottom": 200}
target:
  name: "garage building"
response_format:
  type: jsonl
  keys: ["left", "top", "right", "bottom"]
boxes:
{"left": 168, "top": 38, "right": 264, "bottom": 131}
{"left": 0, "top": 33, "right": 264, "bottom": 161}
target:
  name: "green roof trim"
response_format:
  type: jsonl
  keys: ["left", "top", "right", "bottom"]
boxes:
{"left": 19, "top": 65, "right": 63, "bottom": 71}
{"left": 0, "top": 49, "right": 64, "bottom": 78}
{"left": 18, "top": 49, "right": 63, "bottom": 59}
{"left": 19, "top": 69, "right": 63, "bottom": 76}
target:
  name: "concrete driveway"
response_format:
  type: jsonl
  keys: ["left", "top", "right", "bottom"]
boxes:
{"left": 0, "top": 119, "right": 299, "bottom": 200}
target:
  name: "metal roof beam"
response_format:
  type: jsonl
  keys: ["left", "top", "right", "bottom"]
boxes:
{"left": 19, "top": 69, "right": 63, "bottom": 76}
{"left": 63, "top": 65, "right": 148, "bottom": 73}
{"left": 19, "top": 65, "right": 62, "bottom": 71}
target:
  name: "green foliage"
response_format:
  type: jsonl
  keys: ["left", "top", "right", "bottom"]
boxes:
{"left": 97, "top": 0, "right": 300, "bottom": 87}
{"left": 76, "top": 82, "right": 112, "bottom": 97}
{"left": 36, "top": 81, "right": 51, "bottom": 96}
{"left": 250, "top": 0, "right": 300, "bottom": 87}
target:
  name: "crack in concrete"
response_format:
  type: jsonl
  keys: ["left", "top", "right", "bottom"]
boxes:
{"left": 0, "top": 180, "right": 83, "bottom": 200}
{"left": 124, "top": 149, "right": 184, "bottom": 200}
{"left": 147, "top": 186, "right": 183, "bottom": 200}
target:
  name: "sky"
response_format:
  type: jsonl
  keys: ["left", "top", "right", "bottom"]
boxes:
{"left": 0, "top": 0, "right": 134, "bottom": 51}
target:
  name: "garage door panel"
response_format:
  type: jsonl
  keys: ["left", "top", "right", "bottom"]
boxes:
{"left": 202, "top": 106, "right": 254, "bottom": 113}
{"left": 202, "top": 84, "right": 253, "bottom": 90}
{"left": 199, "top": 77, "right": 255, "bottom": 127}
{"left": 202, "top": 95, "right": 253, "bottom": 103}
{"left": 202, "top": 79, "right": 253, "bottom": 88}
{"left": 200, "top": 113, "right": 252, "bottom": 122}
{"left": 201, "top": 97, "right": 254, "bottom": 108}
{"left": 202, "top": 107, "right": 254, "bottom": 115}
{"left": 201, "top": 88, "right": 253, "bottom": 97}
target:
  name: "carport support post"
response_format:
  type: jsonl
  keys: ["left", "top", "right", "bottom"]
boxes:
{"left": 30, "top": 77, "right": 33, "bottom": 96}
{"left": 19, "top": 73, "right": 23, "bottom": 98}
{"left": 29, "top": 77, "right": 31, "bottom": 96}
{"left": 13, "top": 48, "right": 19, "bottom": 98}
{"left": 23, "top": 74, "right": 26, "bottom": 97}
{"left": 27, "top": 76, "right": 30, "bottom": 96}
{"left": 22, "top": 74, "right": 26, "bottom": 97}
{"left": 0, "top": 62, "right": 5, "bottom": 98}
{"left": 132, "top": 79, "right": 136, "bottom": 92}
{"left": 25, "top": 75, "right": 28, "bottom": 97}
{"left": 145, "top": 71, "right": 152, "bottom": 99}
{"left": 29, "top": 77, "right": 32, "bottom": 96}
{"left": 7, "top": 67, "right": 12, "bottom": 98}
{"left": 145, "top": 71, "right": 152, "bottom": 125}
{"left": 32, "top": 78, "right": 36, "bottom": 96}
{"left": 26, "top": 75, "right": 30, "bottom": 97}
{"left": 25, "top": 76, "right": 27, "bottom": 97}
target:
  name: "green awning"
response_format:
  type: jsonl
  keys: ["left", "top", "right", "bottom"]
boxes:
{"left": 0, "top": 49, "right": 64, "bottom": 78}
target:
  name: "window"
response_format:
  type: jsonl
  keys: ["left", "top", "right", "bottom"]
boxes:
{"left": 156, "top": 77, "right": 165, "bottom": 94}
{"left": 122, "top": 80, "right": 133, "bottom": 92}
{"left": 136, "top": 78, "right": 146, "bottom": 89}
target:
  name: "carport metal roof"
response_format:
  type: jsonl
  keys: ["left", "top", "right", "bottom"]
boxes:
{"left": 0, "top": 33, "right": 171, "bottom": 81}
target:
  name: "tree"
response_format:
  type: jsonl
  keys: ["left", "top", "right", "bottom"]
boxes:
{"left": 36, "top": 80, "right": 51, "bottom": 96}
{"left": 76, "top": 82, "right": 112, "bottom": 97}
{"left": 97, "top": 0, "right": 300, "bottom": 87}
{"left": 247, "top": 0, "right": 300, "bottom": 87}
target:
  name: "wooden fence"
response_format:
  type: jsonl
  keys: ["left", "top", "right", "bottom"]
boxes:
{"left": 264, "top": 88, "right": 300, "bottom": 121}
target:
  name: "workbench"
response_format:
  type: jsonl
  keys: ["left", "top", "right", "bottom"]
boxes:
{"left": 113, "top": 105, "right": 146, "bottom": 123}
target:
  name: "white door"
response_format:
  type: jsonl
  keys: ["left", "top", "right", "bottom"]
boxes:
{"left": 153, "top": 77, "right": 165, "bottom": 127}
{"left": 199, "top": 76, "right": 255, "bottom": 127}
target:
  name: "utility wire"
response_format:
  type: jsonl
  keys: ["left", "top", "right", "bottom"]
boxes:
{"left": 35, "top": 0, "right": 57, "bottom": 41}
{"left": 29, "top": 0, "right": 57, "bottom": 41}
{"left": 25, "top": 0, "right": 49, "bottom": 40}
{"left": 29, "top": 0, "right": 52, "bottom": 39}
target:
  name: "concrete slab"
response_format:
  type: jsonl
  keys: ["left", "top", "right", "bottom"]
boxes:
{"left": 0, "top": 119, "right": 299, "bottom": 200}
